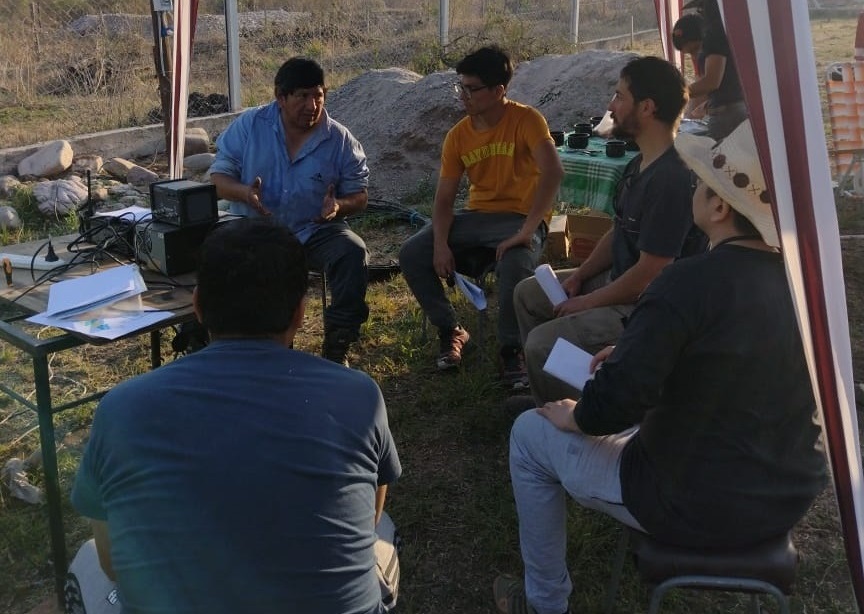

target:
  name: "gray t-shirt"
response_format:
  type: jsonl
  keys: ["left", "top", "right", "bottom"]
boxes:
{"left": 610, "top": 147, "right": 706, "bottom": 280}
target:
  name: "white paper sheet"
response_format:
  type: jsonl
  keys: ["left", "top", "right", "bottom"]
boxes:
{"left": 45, "top": 265, "right": 146, "bottom": 318}
{"left": 542, "top": 337, "right": 595, "bottom": 391}
{"left": 28, "top": 308, "right": 174, "bottom": 340}
{"left": 453, "top": 272, "right": 487, "bottom": 310}
{"left": 92, "top": 206, "right": 153, "bottom": 223}
{"left": 534, "top": 264, "right": 568, "bottom": 307}
{"left": 28, "top": 295, "right": 174, "bottom": 340}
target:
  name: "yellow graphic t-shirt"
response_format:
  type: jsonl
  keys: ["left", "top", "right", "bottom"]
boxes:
{"left": 439, "top": 100, "right": 551, "bottom": 216}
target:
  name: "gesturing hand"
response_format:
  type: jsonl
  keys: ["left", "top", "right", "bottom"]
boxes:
{"left": 317, "top": 184, "right": 340, "bottom": 222}
{"left": 246, "top": 176, "right": 271, "bottom": 216}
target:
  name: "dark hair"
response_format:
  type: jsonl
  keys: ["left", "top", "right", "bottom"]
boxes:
{"left": 456, "top": 45, "right": 514, "bottom": 88}
{"left": 274, "top": 57, "right": 325, "bottom": 96}
{"left": 672, "top": 14, "right": 704, "bottom": 50}
{"left": 619, "top": 56, "right": 688, "bottom": 125}
{"left": 196, "top": 218, "right": 309, "bottom": 336}
{"left": 731, "top": 209, "right": 761, "bottom": 237}
{"left": 704, "top": 185, "right": 762, "bottom": 237}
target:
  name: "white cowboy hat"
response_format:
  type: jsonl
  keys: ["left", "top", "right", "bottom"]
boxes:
{"left": 675, "top": 120, "right": 780, "bottom": 248}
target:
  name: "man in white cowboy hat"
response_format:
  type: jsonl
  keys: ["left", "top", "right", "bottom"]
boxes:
{"left": 493, "top": 120, "right": 827, "bottom": 614}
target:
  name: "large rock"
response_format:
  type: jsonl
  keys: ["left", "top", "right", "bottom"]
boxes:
{"left": 0, "top": 205, "right": 21, "bottom": 230}
{"left": 103, "top": 157, "right": 136, "bottom": 181}
{"left": 325, "top": 51, "right": 636, "bottom": 198}
{"left": 17, "top": 140, "right": 73, "bottom": 178}
{"left": 33, "top": 175, "right": 88, "bottom": 217}
{"left": 184, "top": 128, "right": 211, "bottom": 155}
{"left": 72, "top": 154, "right": 103, "bottom": 175}
{"left": 184, "top": 153, "right": 215, "bottom": 172}
{"left": 0, "top": 175, "right": 21, "bottom": 198}
{"left": 127, "top": 165, "right": 160, "bottom": 187}
{"left": 508, "top": 50, "right": 637, "bottom": 131}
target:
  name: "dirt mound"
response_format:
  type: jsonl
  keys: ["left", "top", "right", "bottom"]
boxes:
{"left": 326, "top": 50, "right": 636, "bottom": 199}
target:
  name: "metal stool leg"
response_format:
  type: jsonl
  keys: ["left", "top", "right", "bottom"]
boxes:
{"left": 647, "top": 576, "right": 789, "bottom": 614}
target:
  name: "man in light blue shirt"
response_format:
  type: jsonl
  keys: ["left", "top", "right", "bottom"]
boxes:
{"left": 211, "top": 57, "right": 370, "bottom": 365}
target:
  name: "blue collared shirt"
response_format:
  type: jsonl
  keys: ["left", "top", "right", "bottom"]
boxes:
{"left": 211, "top": 101, "right": 369, "bottom": 243}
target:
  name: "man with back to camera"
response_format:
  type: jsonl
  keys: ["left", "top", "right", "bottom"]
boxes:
{"left": 399, "top": 45, "right": 564, "bottom": 391}
{"left": 69, "top": 218, "right": 401, "bottom": 614}
{"left": 494, "top": 120, "right": 826, "bottom": 614}
{"left": 513, "top": 56, "right": 706, "bottom": 406}
{"left": 210, "top": 57, "right": 370, "bottom": 366}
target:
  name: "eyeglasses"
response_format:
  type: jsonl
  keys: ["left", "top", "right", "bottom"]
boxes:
{"left": 453, "top": 82, "right": 490, "bottom": 99}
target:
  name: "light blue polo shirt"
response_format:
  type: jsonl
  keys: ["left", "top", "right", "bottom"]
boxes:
{"left": 211, "top": 102, "right": 369, "bottom": 243}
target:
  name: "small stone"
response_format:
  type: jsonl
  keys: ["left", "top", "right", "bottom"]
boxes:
{"left": 0, "top": 205, "right": 21, "bottom": 230}
{"left": 0, "top": 175, "right": 22, "bottom": 198}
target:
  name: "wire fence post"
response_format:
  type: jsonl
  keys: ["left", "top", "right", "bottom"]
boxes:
{"left": 571, "top": 0, "right": 580, "bottom": 46}
{"left": 440, "top": 0, "right": 449, "bottom": 48}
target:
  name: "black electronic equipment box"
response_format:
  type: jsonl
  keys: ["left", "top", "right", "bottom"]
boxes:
{"left": 136, "top": 214, "right": 235, "bottom": 276}
{"left": 150, "top": 179, "right": 218, "bottom": 227}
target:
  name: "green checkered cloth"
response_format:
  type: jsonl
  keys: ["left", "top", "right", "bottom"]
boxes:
{"left": 557, "top": 136, "right": 637, "bottom": 216}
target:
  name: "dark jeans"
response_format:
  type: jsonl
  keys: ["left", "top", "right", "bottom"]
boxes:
{"left": 399, "top": 211, "right": 546, "bottom": 348}
{"left": 304, "top": 223, "right": 369, "bottom": 339}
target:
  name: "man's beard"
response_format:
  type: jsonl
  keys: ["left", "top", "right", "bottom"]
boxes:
{"left": 611, "top": 112, "right": 638, "bottom": 140}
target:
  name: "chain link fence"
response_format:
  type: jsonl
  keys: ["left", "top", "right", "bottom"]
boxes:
{"left": 0, "top": 0, "right": 858, "bottom": 149}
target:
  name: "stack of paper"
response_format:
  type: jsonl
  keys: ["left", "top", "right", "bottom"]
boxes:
{"left": 28, "top": 265, "right": 174, "bottom": 339}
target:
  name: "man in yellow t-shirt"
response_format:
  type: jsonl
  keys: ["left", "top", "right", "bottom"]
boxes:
{"left": 399, "top": 46, "right": 563, "bottom": 390}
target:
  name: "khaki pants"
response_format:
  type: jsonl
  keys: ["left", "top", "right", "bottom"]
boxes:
{"left": 514, "top": 269, "right": 633, "bottom": 404}
{"left": 65, "top": 512, "right": 400, "bottom": 613}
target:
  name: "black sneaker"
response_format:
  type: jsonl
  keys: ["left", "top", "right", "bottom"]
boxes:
{"left": 322, "top": 328, "right": 354, "bottom": 367}
{"left": 500, "top": 346, "right": 530, "bottom": 392}
{"left": 436, "top": 325, "right": 470, "bottom": 370}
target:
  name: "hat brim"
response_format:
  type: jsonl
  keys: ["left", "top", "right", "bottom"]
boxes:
{"left": 675, "top": 131, "right": 780, "bottom": 248}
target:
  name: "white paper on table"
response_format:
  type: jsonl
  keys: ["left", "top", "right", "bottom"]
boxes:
{"left": 534, "top": 264, "right": 568, "bottom": 307}
{"left": 92, "top": 206, "right": 153, "bottom": 223}
{"left": 542, "top": 337, "right": 595, "bottom": 391}
{"left": 453, "top": 272, "right": 487, "bottom": 310}
{"left": 45, "top": 265, "right": 146, "bottom": 319}
{"left": 28, "top": 296, "right": 174, "bottom": 340}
